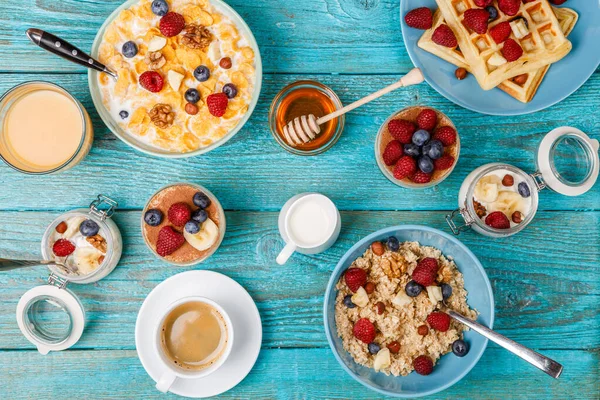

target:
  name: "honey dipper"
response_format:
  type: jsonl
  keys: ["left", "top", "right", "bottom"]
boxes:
{"left": 282, "top": 68, "right": 425, "bottom": 146}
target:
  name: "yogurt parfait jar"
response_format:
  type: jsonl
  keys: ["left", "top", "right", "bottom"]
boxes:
{"left": 15, "top": 195, "right": 122, "bottom": 354}
{"left": 447, "top": 127, "right": 599, "bottom": 237}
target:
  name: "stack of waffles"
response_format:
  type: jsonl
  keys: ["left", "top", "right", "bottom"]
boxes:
{"left": 418, "top": 0, "right": 577, "bottom": 103}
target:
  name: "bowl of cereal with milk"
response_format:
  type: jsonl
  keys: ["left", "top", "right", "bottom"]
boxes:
{"left": 324, "top": 225, "right": 494, "bottom": 397}
{"left": 89, "top": 0, "right": 261, "bottom": 157}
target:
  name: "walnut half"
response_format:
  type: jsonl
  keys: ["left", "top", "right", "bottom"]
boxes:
{"left": 182, "top": 24, "right": 213, "bottom": 50}
{"left": 86, "top": 235, "right": 107, "bottom": 253}
{"left": 145, "top": 51, "right": 166, "bottom": 70}
{"left": 149, "top": 104, "right": 175, "bottom": 129}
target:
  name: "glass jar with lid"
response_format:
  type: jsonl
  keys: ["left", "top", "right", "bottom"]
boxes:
{"left": 446, "top": 127, "right": 599, "bottom": 237}
{"left": 15, "top": 195, "right": 122, "bottom": 354}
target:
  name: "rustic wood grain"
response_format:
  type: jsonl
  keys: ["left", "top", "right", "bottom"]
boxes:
{"left": 0, "top": 73, "right": 598, "bottom": 211}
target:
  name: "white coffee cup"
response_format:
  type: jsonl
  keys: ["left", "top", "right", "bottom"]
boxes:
{"left": 276, "top": 193, "right": 341, "bottom": 265}
{"left": 153, "top": 296, "right": 234, "bottom": 393}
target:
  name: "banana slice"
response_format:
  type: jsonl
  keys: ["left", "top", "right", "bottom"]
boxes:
{"left": 62, "top": 217, "right": 86, "bottom": 239}
{"left": 474, "top": 175, "right": 502, "bottom": 203}
{"left": 493, "top": 191, "right": 527, "bottom": 218}
{"left": 184, "top": 218, "right": 219, "bottom": 252}
{"left": 73, "top": 247, "right": 103, "bottom": 275}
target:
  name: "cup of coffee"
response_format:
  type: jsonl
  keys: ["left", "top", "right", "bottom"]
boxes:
{"left": 276, "top": 193, "right": 341, "bottom": 265}
{"left": 153, "top": 297, "right": 233, "bottom": 393}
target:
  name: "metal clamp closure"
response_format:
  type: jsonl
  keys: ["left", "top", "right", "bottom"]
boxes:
{"left": 48, "top": 273, "right": 68, "bottom": 289}
{"left": 445, "top": 207, "right": 474, "bottom": 235}
{"left": 89, "top": 195, "right": 118, "bottom": 221}
{"left": 530, "top": 172, "right": 547, "bottom": 192}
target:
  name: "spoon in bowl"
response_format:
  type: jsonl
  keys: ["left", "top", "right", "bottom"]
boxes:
{"left": 442, "top": 302, "right": 563, "bottom": 378}
{"left": 282, "top": 68, "right": 425, "bottom": 146}
{"left": 0, "top": 258, "right": 73, "bottom": 275}
{"left": 26, "top": 28, "right": 117, "bottom": 80}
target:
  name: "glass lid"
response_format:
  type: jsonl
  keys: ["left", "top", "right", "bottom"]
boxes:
{"left": 16, "top": 283, "right": 85, "bottom": 354}
{"left": 536, "top": 127, "right": 599, "bottom": 196}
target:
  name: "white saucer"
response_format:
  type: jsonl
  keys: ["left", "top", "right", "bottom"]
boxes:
{"left": 135, "top": 270, "right": 262, "bottom": 398}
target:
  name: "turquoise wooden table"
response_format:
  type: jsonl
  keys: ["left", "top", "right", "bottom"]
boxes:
{"left": 0, "top": 0, "right": 598, "bottom": 398}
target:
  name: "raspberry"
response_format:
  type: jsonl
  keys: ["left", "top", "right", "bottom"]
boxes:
{"left": 382, "top": 140, "right": 403, "bottom": 166}
{"left": 404, "top": 7, "right": 433, "bottom": 30}
{"left": 432, "top": 24, "right": 457, "bottom": 48}
{"left": 52, "top": 239, "right": 75, "bottom": 257}
{"left": 474, "top": 0, "right": 493, "bottom": 6}
{"left": 485, "top": 211, "right": 511, "bottom": 229}
{"left": 549, "top": 0, "right": 567, "bottom": 4}
{"left": 411, "top": 171, "right": 432, "bottom": 184}
{"left": 413, "top": 355, "right": 434, "bottom": 375}
{"left": 418, "top": 257, "right": 438, "bottom": 273}
{"left": 412, "top": 264, "right": 437, "bottom": 286}
{"left": 159, "top": 12, "right": 185, "bottom": 37}
{"left": 207, "top": 93, "right": 229, "bottom": 117}
{"left": 427, "top": 311, "right": 451, "bottom": 332}
{"left": 353, "top": 318, "right": 376, "bottom": 344}
{"left": 489, "top": 21, "right": 512, "bottom": 44}
{"left": 168, "top": 202, "right": 191, "bottom": 227}
{"left": 344, "top": 268, "right": 367, "bottom": 293}
{"left": 388, "top": 119, "right": 415, "bottom": 143}
{"left": 156, "top": 226, "right": 185, "bottom": 257}
{"left": 502, "top": 38, "right": 524, "bottom": 62}
{"left": 433, "top": 126, "right": 457, "bottom": 146}
{"left": 463, "top": 8, "right": 489, "bottom": 34}
{"left": 416, "top": 109, "right": 437, "bottom": 131}
{"left": 139, "top": 71, "right": 164, "bottom": 93}
{"left": 434, "top": 155, "right": 455, "bottom": 171}
{"left": 393, "top": 156, "right": 417, "bottom": 180}
{"left": 498, "top": 0, "right": 521, "bottom": 16}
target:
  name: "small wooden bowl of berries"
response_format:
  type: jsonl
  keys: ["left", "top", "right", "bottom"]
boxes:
{"left": 375, "top": 106, "right": 459, "bottom": 188}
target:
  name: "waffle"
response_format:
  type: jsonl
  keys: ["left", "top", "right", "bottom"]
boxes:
{"left": 418, "top": 7, "right": 578, "bottom": 102}
{"left": 433, "top": 0, "right": 572, "bottom": 90}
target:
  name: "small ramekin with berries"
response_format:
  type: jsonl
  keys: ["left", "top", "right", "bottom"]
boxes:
{"left": 375, "top": 106, "right": 459, "bottom": 188}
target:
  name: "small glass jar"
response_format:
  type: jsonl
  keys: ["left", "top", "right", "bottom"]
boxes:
{"left": 0, "top": 81, "right": 94, "bottom": 174}
{"left": 447, "top": 127, "right": 599, "bottom": 237}
{"left": 269, "top": 80, "right": 345, "bottom": 156}
{"left": 16, "top": 195, "right": 122, "bottom": 354}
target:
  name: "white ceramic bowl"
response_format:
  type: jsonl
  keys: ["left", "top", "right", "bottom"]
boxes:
{"left": 88, "top": 0, "right": 262, "bottom": 158}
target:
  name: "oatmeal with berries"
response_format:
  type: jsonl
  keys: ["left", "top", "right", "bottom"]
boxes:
{"left": 335, "top": 239, "right": 477, "bottom": 376}
{"left": 97, "top": 0, "right": 257, "bottom": 152}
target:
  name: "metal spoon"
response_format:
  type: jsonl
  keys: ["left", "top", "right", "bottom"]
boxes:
{"left": 26, "top": 28, "right": 117, "bottom": 80}
{"left": 445, "top": 305, "right": 563, "bottom": 379}
{"left": 0, "top": 258, "right": 72, "bottom": 275}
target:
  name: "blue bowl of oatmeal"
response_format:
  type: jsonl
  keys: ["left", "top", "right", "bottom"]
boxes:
{"left": 89, "top": 0, "right": 262, "bottom": 157}
{"left": 323, "top": 225, "right": 494, "bottom": 397}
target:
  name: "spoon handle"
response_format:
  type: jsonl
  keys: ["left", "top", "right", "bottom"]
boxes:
{"left": 26, "top": 28, "right": 117, "bottom": 80}
{"left": 448, "top": 310, "right": 563, "bottom": 379}
{"left": 0, "top": 258, "right": 44, "bottom": 271}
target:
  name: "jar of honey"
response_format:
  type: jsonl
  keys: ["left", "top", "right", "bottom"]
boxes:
{"left": 269, "top": 80, "right": 344, "bottom": 155}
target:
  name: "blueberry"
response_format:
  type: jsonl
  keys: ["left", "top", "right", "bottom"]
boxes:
{"left": 144, "top": 209, "right": 163, "bottom": 226}
{"left": 185, "top": 220, "right": 200, "bottom": 234}
{"left": 193, "top": 192, "right": 211, "bottom": 208}
{"left": 486, "top": 6, "right": 498, "bottom": 21}
{"left": 223, "top": 83, "right": 238, "bottom": 99}
{"left": 191, "top": 208, "right": 208, "bottom": 224}
{"left": 412, "top": 129, "right": 430, "bottom": 146}
{"left": 151, "top": 0, "right": 169, "bottom": 16}
{"left": 79, "top": 219, "right": 100, "bottom": 237}
{"left": 404, "top": 143, "right": 420, "bottom": 158}
{"left": 405, "top": 280, "right": 423, "bottom": 297}
{"left": 418, "top": 156, "right": 434, "bottom": 174}
{"left": 121, "top": 41, "right": 138, "bottom": 58}
{"left": 422, "top": 139, "right": 444, "bottom": 160}
{"left": 518, "top": 182, "right": 531, "bottom": 198}
{"left": 386, "top": 236, "right": 399, "bottom": 252}
{"left": 193, "top": 66, "right": 210, "bottom": 82}
{"left": 119, "top": 110, "right": 129, "bottom": 119}
{"left": 343, "top": 295, "right": 356, "bottom": 308}
{"left": 452, "top": 339, "right": 469, "bottom": 357}
{"left": 368, "top": 343, "right": 381, "bottom": 355}
{"left": 185, "top": 88, "right": 201, "bottom": 103}
{"left": 441, "top": 283, "right": 453, "bottom": 300}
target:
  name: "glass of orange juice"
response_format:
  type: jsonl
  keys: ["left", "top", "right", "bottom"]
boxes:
{"left": 0, "top": 81, "right": 93, "bottom": 174}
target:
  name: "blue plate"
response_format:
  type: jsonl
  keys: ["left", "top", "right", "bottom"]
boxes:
{"left": 323, "top": 226, "right": 494, "bottom": 398}
{"left": 400, "top": 0, "right": 600, "bottom": 116}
